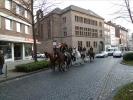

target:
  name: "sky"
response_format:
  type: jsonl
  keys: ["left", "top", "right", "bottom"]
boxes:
{"left": 46, "top": 0, "right": 133, "bottom": 32}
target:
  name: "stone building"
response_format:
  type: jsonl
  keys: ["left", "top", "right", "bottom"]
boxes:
{"left": 35, "top": 5, "right": 105, "bottom": 53}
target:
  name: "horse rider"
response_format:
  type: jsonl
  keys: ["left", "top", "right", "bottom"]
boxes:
{"left": 90, "top": 46, "right": 93, "bottom": 52}
{"left": 78, "top": 46, "right": 83, "bottom": 53}
{"left": 59, "top": 42, "right": 66, "bottom": 53}
{"left": 68, "top": 45, "right": 73, "bottom": 53}
{"left": 83, "top": 47, "right": 86, "bottom": 52}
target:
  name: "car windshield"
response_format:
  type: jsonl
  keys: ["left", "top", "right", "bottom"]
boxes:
{"left": 107, "top": 49, "right": 114, "bottom": 51}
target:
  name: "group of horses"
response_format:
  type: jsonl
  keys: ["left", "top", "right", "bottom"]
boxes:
{"left": 44, "top": 47, "right": 95, "bottom": 72}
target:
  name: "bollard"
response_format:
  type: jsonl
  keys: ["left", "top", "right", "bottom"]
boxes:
{"left": 5, "top": 65, "right": 7, "bottom": 78}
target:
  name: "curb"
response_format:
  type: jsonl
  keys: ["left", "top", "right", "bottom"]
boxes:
{"left": 107, "top": 86, "right": 122, "bottom": 100}
{"left": 0, "top": 67, "right": 51, "bottom": 83}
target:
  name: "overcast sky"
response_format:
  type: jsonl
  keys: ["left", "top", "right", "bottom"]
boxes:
{"left": 44, "top": 0, "right": 133, "bottom": 32}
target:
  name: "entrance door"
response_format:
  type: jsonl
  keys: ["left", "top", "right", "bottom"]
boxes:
{"left": 14, "top": 43, "right": 21, "bottom": 60}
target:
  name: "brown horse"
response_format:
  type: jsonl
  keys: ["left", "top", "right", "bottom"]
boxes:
{"left": 53, "top": 48, "right": 66, "bottom": 72}
{"left": 44, "top": 52, "right": 57, "bottom": 70}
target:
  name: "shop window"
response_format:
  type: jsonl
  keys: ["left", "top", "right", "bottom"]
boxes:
{"left": 25, "top": 44, "right": 32, "bottom": 57}
{"left": 0, "top": 42, "right": 12, "bottom": 59}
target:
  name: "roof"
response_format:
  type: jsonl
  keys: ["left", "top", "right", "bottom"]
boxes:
{"left": 61, "top": 5, "right": 104, "bottom": 20}
{"left": 45, "top": 5, "right": 104, "bottom": 20}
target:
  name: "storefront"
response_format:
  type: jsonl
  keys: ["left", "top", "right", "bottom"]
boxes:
{"left": 0, "top": 34, "right": 40, "bottom": 62}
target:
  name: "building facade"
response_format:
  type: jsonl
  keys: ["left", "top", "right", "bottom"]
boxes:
{"left": 104, "top": 22, "right": 111, "bottom": 51}
{"left": 0, "top": 0, "right": 36, "bottom": 61}
{"left": 107, "top": 21, "right": 127, "bottom": 48}
{"left": 35, "top": 5, "right": 105, "bottom": 53}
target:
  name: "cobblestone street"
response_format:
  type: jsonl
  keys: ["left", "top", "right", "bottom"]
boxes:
{"left": 0, "top": 56, "right": 133, "bottom": 100}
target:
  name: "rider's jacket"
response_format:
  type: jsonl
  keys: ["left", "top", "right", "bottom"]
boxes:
{"left": 60, "top": 45, "right": 66, "bottom": 53}
{"left": 68, "top": 47, "right": 73, "bottom": 52}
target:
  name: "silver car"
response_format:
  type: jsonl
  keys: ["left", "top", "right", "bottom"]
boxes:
{"left": 37, "top": 52, "right": 45, "bottom": 58}
{"left": 113, "top": 51, "right": 123, "bottom": 57}
{"left": 96, "top": 51, "right": 108, "bottom": 58}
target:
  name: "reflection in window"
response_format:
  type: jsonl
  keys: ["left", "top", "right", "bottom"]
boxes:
{"left": 25, "top": 44, "right": 32, "bottom": 56}
{"left": 0, "top": 42, "right": 12, "bottom": 59}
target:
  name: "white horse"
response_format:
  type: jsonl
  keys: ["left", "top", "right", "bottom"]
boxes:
{"left": 72, "top": 47, "right": 84, "bottom": 66}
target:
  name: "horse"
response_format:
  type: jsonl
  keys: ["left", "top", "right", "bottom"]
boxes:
{"left": 72, "top": 48, "right": 84, "bottom": 66}
{"left": 53, "top": 48, "right": 71, "bottom": 72}
{"left": 44, "top": 52, "right": 57, "bottom": 70}
{"left": 88, "top": 50, "right": 95, "bottom": 61}
{"left": 80, "top": 51, "right": 88, "bottom": 62}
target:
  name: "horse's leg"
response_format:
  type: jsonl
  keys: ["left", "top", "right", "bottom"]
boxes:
{"left": 58, "top": 63, "right": 61, "bottom": 72}
{"left": 75, "top": 57, "right": 77, "bottom": 66}
{"left": 51, "top": 62, "right": 55, "bottom": 70}
{"left": 53, "top": 62, "right": 55, "bottom": 70}
{"left": 90, "top": 56, "right": 91, "bottom": 62}
{"left": 61, "top": 62, "right": 65, "bottom": 71}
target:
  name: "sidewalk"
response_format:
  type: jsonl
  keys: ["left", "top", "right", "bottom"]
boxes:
{"left": 0, "top": 58, "right": 47, "bottom": 83}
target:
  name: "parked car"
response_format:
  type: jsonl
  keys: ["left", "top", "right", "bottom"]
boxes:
{"left": 95, "top": 51, "right": 108, "bottom": 58}
{"left": 113, "top": 51, "right": 123, "bottom": 57}
{"left": 107, "top": 47, "right": 118, "bottom": 56}
{"left": 37, "top": 52, "right": 45, "bottom": 58}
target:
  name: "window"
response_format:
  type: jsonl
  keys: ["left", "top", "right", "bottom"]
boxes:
{"left": 17, "top": 22, "right": 22, "bottom": 32}
{"left": 78, "top": 41, "right": 82, "bottom": 46}
{"left": 99, "top": 22, "right": 102, "bottom": 27}
{"left": 25, "top": 44, "right": 32, "bottom": 57}
{"left": 94, "top": 41, "right": 97, "bottom": 47}
{"left": 63, "top": 27, "right": 67, "bottom": 36}
{"left": 16, "top": 5, "right": 22, "bottom": 15}
{"left": 5, "top": 19, "right": 13, "bottom": 30}
{"left": 104, "top": 31, "right": 107, "bottom": 35}
{"left": 25, "top": 10, "right": 29, "bottom": 18}
{"left": 63, "top": 17, "right": 66, "bottom": 23}
{"left": 86, "top": 41, "right": 90, "bottom": 47}
{"left": 5, "top": 0, "right": 12, "bottom": 10}
{"left": 25, "top": 25, "right": 30, "bottom": 34}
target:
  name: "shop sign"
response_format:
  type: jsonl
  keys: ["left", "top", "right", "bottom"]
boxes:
{"left": 25, "top": 38, "right": 38, "bottom": 42}
{"left": 53, "top": 40, "right": 57, "bottom": 45}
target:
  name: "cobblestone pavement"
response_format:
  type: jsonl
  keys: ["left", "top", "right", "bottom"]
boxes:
{"left": 0, "top": 56, "right": 133, "bottom": 100}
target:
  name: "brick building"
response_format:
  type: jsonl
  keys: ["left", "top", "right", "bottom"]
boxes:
{"left": 0, "top": 0, "right": 38, "bottom": 61}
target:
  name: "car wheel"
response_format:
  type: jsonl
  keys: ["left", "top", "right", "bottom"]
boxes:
{"left": 113, "top": 56, "right": 115, "bottom": 58}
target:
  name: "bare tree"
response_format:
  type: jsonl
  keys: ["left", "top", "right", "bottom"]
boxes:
{"left": 110, "top": 0, "right": 133, "bottom": 24}
{"left": 0, "top": 0, "right": 62, "bottom": 62}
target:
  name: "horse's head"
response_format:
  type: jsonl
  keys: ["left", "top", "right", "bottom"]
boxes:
{"left": 54, "top": 48, "right": 60, "bottom": 56}
{"left": 44, "top": 52, "right": 49, "bottom": 58}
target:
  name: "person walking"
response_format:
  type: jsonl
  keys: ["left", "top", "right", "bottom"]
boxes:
{"left": 0, "top": 50, "right": 4, "bottom": 75}
{"left": 31, "top": 50, "right": 34, "bottom": 60}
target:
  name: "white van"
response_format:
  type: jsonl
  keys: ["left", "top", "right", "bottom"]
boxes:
{"left": 107, "top": 47, "right": 119, "bottom": 56}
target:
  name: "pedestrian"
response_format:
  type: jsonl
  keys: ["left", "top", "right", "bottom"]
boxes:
{"left": 31, "top": 50, "right": 34, "bottom": 60}
{"left": 0, "top": 50, "right": 4, "bottom": 75}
